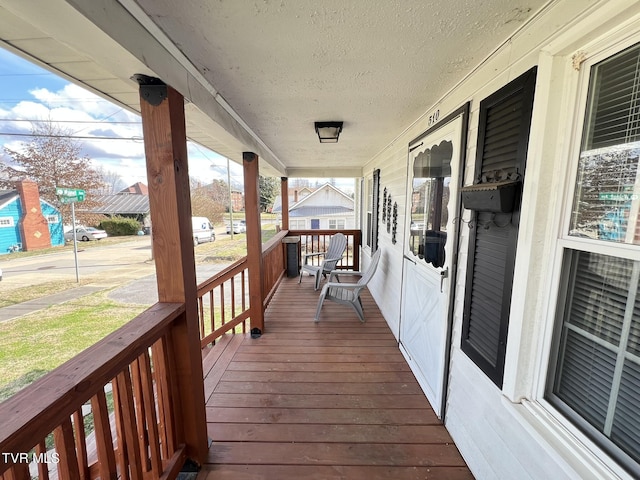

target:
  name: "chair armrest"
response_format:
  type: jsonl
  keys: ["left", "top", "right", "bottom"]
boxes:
{"left": 328, "top": 270, "right": 364, "bottom": 282}
{"left": 320, "top": 281, "right": 361, "bottom": 293}
{"left": 302, "top": 251, "right": 326, "bottom": 265}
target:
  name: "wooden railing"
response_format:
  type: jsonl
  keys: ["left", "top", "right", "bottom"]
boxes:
{"left": 0, "top": 228, "right": 359, "bottom": 480}
{"left": 196, "top": 230, "right": 288, "bottom": 348}
{"left": 0, "top": 303, "right": 188, "bottom": 480}
{"left": 290, "top": 229, "right": 362, "bottom": 270}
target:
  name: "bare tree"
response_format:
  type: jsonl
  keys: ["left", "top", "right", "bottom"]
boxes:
{"left": 0, "top": 121, "right": 105, "bottom": 225}
{"left": 94, "top": 166, "right": 127, "bottom": 194}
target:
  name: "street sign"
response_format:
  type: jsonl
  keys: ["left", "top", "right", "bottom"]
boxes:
{"left": 56, "top": 187, "right": 86, "bottom": 203}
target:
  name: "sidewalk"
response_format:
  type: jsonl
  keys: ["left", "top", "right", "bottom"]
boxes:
{"left": 0, "top": 263, "right": 228, "bottom": 323}
{"left": 0, "top": 285, "right": 106, "bottom": 323}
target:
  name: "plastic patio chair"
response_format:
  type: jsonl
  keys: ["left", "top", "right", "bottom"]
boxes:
{"left": 298, "top": 232, "right": 348, "bottom": 290}
{"left": 314, "top": 248, "right": 382, "bottom": 323}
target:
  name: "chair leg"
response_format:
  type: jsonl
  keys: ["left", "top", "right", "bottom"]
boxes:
{"left": 314, "top": 289, "right": 328, "bottom": 322}
{"left": 351, "top": 299, "right": 365, "bottom": 323}
{"left": 298, "top": 269, "right": 303, "bottom": 284}
{"left": 314, "top": 271, "right": 322, "bottom": 290}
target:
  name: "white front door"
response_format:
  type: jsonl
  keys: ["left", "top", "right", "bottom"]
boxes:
{"left": 399, "top": 107, "right": 467, "bottom": 418}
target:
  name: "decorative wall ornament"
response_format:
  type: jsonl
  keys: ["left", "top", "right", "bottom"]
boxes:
{"left": 386, "top": 193, "right": 392, "bottom": 233}
{"left": 382, "top": 188, "right": 388, "bottom": 222}
{"left": 392, "top": 202, "right": 398, "bottom": 244}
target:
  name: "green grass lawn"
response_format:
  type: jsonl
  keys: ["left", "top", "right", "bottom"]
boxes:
{"left": 0, "top": 222, "right": 280, "bottom": 400}
{"left": 0, "top": 291, "right": 145, "bottom": 401}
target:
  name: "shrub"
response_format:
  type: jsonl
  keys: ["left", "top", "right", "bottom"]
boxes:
{"left": 99, "top": 217, "right": 141, "bottom": 236}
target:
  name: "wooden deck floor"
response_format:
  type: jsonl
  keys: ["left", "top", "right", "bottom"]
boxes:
{"left": 198, "top": 276, "right": 474, "bottom": 479}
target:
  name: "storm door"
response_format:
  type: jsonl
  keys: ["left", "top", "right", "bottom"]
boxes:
{"left": 400, "top": 105, "right": 468, "bottom": 417}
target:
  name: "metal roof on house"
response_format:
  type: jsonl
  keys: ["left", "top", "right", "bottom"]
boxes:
{"left": 0, "top": 190, "right": 18, "bottom": 209}
{"left": 90, "top": 194, "right": 150, "bottom": 215}
{"left": 289, "top": 206, "right": 353, "bottom": 217}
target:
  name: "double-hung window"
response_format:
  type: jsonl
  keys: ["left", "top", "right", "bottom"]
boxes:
{"left": 547, "top": 42, "right": 640, "bottom": 473}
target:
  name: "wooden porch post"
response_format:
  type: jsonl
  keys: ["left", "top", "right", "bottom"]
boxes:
{"left": 243, "top": 152, "right": 265, "bottom": 334}
{"left": 135, "top": 75, "right": 208, "bottom": 463}
{"left": 281, "top": 177, "right": 289, "bottom": 230}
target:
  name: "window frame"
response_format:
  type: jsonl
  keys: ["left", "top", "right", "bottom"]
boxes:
{"left": 328, "top": 218, "right": 346, "bottom": 230}
{"left": 544, "top": 39, "right": 640, "bottom": 476}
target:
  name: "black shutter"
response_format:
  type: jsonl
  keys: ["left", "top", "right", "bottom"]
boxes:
{"left": 371, "top": 169, "right": 380, "bottom": 253}
{"left": 461, "top": 67, "right": 537, "bottom": 387}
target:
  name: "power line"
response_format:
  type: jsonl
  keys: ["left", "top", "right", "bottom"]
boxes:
{"left": 0, "top": 132, "right": 142, "bottom": 141}
{"left": 0, "top": 118, "right": 141, "bottom": 125}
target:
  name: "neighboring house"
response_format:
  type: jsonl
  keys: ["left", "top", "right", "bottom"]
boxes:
{"left": 230, "top": 189, "right": 244, "bottom": 212}
{"left": 88, "top": 183, "right": 151, "bottom": 226}
{"left": 273, "top": 183, "right": 355, "bottom": 230}
{"left": 0, "top": 180, "right": 64, "bottom": 255}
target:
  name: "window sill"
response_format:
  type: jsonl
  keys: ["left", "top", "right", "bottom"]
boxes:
{"left": 501, "top": 397, "right": 634, "bottom": 480}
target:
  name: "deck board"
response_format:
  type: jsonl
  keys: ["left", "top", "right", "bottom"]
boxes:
{"left": 199, "top": 277, "right": 474, "bottom": 479}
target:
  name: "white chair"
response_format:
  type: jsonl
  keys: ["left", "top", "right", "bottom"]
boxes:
{"left": 298, "top": 233, "right": 348, "bottom": 290}
{"left": 314, "top": 248, "right": 382, "bottom": 323}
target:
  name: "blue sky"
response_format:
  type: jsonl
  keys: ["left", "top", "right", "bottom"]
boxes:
{"left": 0, "top": 47, "right": 243, "bottom": 190}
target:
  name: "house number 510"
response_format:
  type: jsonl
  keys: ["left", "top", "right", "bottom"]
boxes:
{"left": 428, "top": 110, "right": 440, "bottom": 126}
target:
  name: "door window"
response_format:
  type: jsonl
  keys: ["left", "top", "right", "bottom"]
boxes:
{"left": 409, "top": 142, "right": 452, "bottom": 268}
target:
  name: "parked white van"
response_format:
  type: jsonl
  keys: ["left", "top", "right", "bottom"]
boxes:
{"left": 192, "top": 217, "right": 215, "bottom": 245}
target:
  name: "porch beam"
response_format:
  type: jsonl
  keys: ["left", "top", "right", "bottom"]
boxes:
{"left": 243, "top": 152, "right": 265, "bottom": 334}
{"left": 280, "top": 177, "right": 289, "bottom": 230}
{"left": 136, "top": 76, "right": 208, "bottom": 463}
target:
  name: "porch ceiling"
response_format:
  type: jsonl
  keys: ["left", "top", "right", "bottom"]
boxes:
{"left": 0, "top": 0, "right": 550, "bottom": 178}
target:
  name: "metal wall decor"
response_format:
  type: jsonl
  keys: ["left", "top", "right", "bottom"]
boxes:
{"left": 382, "top": 188, "right": 388, "bottom": 222}
{"left": 392, "top": 202, "right": 398, "bottom": 244}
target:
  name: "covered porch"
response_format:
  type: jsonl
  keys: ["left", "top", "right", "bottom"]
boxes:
{"left": 200, "top": 276, "right": 472, "bottom": 479}
{"left": 0, "top": 228, "right": 473, "bottom": 479}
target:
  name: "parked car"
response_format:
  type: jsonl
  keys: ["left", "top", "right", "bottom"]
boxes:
{"left": 64, "top": 226, "right": 108, "bottom": 242}
{"left": 226, "top": 220, "right": 246, "bottom": 234}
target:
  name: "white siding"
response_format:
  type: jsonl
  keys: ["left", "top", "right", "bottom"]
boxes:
{"left": 361, "top": 1, "right": 640, "bottom": 479}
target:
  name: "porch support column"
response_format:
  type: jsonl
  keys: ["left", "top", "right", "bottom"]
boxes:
{"left": 281, "top": 177, "right": 289, "bottom": 230}
{"left": 136, "top": 75, "right": 208, "bottom": 463}
{"left": 243, "top": 152, "right": 265, "bottom": 334}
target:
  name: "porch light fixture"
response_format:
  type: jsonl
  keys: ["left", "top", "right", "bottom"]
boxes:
{"left": 315, "top": 121, "right": 343, "bottom": 143}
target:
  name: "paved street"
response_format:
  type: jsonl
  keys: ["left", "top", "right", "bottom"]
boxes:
{"left": 0, "top": 236, "right": 156, "bottom": 291}
{"left": 0, "top": 236, "right": 232, "bottom": 321}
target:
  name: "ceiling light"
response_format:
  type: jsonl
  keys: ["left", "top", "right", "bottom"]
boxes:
{"left": 314, "top": 122, "right": 343, "bottom": 143}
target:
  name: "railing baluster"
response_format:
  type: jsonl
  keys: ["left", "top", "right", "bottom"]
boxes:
{"left": 111, "top": 378, "right": 129, "bottom": 480}
{"left": 151, "top": 337, "right": 175, "bottom": 458}
{"left": 35, "top": 441, "right": 50, "bottom": 480}
{"left": 219, "top": 282, "right": 226, "bottom": 331}
{"left": 197, "top": 296, "right": 205, "bottom": 339}
{"left": 138, "top": 350, "right": 163, "bottom": 475}
{"left": 209, "top": 290, "right": 215, "bottom": 342}
{"left": 90, "top": 389, "right": 117, "bottom": 479}
{"left": 241, "top": 270, "right": 247, "bottom": 333}
{"left": 53, "top": 417, "right": 81, "bottom": 480}
{"left": 72, "top": 409, "right": 89, "bottom": 479}
{"left": 129, "top": 359, "right": 149, "bottom": 472}
{"left": 115, "top": 371, "right": 143, "bottom": 480}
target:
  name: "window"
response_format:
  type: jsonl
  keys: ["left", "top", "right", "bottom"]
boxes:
{"left": 547, "top": 43, "right": 640, "bottom": 473}
{"left": 0, "top": 217, "right": 14, "bottom": 227}
{"left": 409, "top": 141, "right": 452, "bottom": 268}
{"left": 328, "top": 219, "right": 345, "bottom": 230}
{"left": 289, "top": 219, "right": 306, "bottom": 229}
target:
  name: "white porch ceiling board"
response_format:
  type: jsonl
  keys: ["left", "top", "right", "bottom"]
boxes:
{"left": 134, "top": 0, "right": 549, "bottom": 173}
{"left": 0, "top": 0, "right": 552, "bottom": 177}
